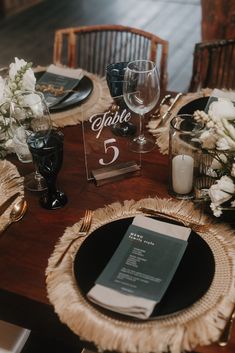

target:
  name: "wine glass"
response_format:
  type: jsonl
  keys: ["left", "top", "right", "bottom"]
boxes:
{"left": 27, "top": 129, "right": 67, "bottom": 210}
{"left": 123, "top": 60, "right": 160, "bottom": 153}
{"left": 10, "top": 91, "right": 51, "bottom": 191}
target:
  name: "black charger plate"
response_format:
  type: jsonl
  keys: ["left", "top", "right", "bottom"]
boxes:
{"left": 74, "top": 217, "right": 215, "bottom": 321}
{"left": 35, "top": 71, "right": 93, "bottom": 112}
{"left": 178, "top": 96, "right": 209, "bottom": 115}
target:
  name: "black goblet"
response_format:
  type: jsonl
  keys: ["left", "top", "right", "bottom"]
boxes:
{"left": 106, "top": 62, "right": 136, "bottom": 137}
{"left": 27, "top": 129, "right": 67, "bottom": 210}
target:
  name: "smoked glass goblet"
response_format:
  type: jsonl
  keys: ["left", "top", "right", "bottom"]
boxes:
{"left": 27, "top": 129, "right": 67, "bottom": 210}
{"left": 106, "top": 62, "right": 136, "bottom": 137}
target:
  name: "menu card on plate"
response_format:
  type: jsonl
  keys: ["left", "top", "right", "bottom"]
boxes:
{"left": 36, "top": 64, "right": 84, "bottom": 107}
{"left": 87, "top": 215, "right": 191, "bottom": 319}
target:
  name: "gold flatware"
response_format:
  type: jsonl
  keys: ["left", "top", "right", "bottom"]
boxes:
{"left": 2, "top": 198, "right": 27, "bottom": 233}
{"left": 138, "top": 207, "right": 208, "bottom": 232}
{"left": 55, "top": 210, "right": 93, "bottom": 267}
{"left": 0, "top": 192, "right": 20, "bottom": 217}
{"left": 150, "top": 94, "right": 172, "bottom": 119}
{"left": 218, "top": 303, "right": 235, "bottom": 346}
{"left": 158, "top": 92, "right": 183, "bottom": 127}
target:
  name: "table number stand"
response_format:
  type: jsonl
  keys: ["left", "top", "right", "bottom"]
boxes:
{"left": 82, "top": 96, "right": 141, "bottom": 186}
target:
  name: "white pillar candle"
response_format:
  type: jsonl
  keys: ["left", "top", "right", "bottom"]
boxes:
{"left": 172, "top": 154, "right": 194, "bottom": 194}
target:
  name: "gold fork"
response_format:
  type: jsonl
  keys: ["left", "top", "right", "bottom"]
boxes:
{"left": 55, "top": 210, "right": 93, "bottom": 267}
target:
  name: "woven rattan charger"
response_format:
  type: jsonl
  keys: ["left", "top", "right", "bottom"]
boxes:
{"left": 46, "top": 197, "right": 235, "bottom": 353}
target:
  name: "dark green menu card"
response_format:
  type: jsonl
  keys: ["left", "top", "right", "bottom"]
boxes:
{"left": 36, "top": 65, "right": 83, "bottom": 107}
{"left": 95, "top": 215, "right": 190, "bottom": 302}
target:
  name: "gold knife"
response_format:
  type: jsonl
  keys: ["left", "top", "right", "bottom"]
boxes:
{"left": 158, "top": 92, "right": 183, "bottom": 127}
{"left": 138, "top": 207, "right": 208, "bottom": 232}
{"left": 0, "top": 192, "right": 20, "bottom": 217}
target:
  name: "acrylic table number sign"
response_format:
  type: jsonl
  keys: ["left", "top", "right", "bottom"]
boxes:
{"left": 82, "top": 95, "right": 141, "bottom": 186}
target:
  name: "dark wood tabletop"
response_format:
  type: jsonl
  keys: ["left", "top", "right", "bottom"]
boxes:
{"left": 0, "top": 123, "right": 234, "bottom": 353}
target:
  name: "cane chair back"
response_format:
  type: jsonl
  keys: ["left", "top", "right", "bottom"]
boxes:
{"left": 53, "top": 24, "right": 169, "bottom": 91}
{"left": 189, "top": 39, "right": 235, "bottom": 91}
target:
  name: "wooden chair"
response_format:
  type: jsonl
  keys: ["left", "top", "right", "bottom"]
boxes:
{"left": 53, "top": 24, "right": 169, "bottom": 91}
{"left": 189, "top": 38, "right": 235, "bottom": 91}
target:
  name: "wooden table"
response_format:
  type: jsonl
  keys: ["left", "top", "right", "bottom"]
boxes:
{"left": 0, "top": 124, "right": 234, "bottom": 353}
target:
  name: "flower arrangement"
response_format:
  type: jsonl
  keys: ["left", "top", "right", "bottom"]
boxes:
{"left": 194, "top": 96, "right": 235, "bottom": 217}
{"left": 0, "top": 57, "right": 36, "bottom": 158}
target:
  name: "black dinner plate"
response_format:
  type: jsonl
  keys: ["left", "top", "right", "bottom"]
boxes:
{"left": 74, "top": 217, "right": 215, "bottom": 321}
{"left": 178, "top": 96, "right": 209, "bottom": 115}
{"left": 35, "top": 71, "right": 93, "bottom": 112}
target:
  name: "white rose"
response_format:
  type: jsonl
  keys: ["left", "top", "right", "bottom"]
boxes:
{"left": 199, "top": 130, "right": 217, "bottom": 149}
{"left": 208, "top": 98, "right": 235, "bottom": 121}
{"left": 217, "top": 175, "right": 235, "bottom": 194}
{"left": 208, "top": 176, "right": 234, "bottom": 206}
{"left": 22, "top": 93, "right": 43, "bottom": 117}
{"left": 209, "top": 185, "right": 232, "bottom": 206}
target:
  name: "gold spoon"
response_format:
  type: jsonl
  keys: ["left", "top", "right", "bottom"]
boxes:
{"left": 2, "top": 198, "right": 27, "bottom": 233}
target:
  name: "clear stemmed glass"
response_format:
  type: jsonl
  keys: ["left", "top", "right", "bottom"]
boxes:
{"left": 10, "top": 90, "right": 52, "bottom": 191}
{"left": 123, "top": 60, "right": 160, "bottom": 153}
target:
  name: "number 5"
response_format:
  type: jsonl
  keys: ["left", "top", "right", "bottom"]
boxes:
{"left": 99, "top": 138, "right": 119, "bottom": 165}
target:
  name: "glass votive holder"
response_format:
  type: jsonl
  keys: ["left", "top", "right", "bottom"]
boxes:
{"left": 194, "top": 175, "right": 215, "bottom": 199}
{"left": 168, "top": 114, "right": 204, "bottom": 199}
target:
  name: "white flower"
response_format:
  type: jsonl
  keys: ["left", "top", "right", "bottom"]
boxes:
{"left": 216, "top": 137, "right": 231, "bottom": 150}
{"left": 199, "top": 130, "right": 217, "bottom": 149}
{"left": 5, "top": 138, "right": 14, "bottom": 152}
{"left": 206, "top": 121, "right": 215, "bottom": 128}
{"left": 210, "top": 203, "right": 223, "bottom": 217}
{"left": 22, "top": 93, "right": 43, "bottom": 117}
{"left": 208, "top": 186, "right": 232, "bottom": 206}
{"left": 231, "top": 163, "right": 235, "bottom": 178}
{"left": 217, "top": 175, "right": 235, "bottom": 194}
{"left": 208, "top": 98, "right": 235, "bottom": 122}
{"left": 21, "top": 68, "right": 36, "bottom": 91}
{"left": 208, "top": 176, "right": 235, "bottom": 206}
{"left": 9, "top": 57, "right": 36, "bottom": 91}
{"left": 231, "top": 200, "right": 235, "bottom": 207}
{"left": 13, "top": 106, "right": 28, "bottom": 123}
{"left": 196, "top": 95, "right": 235, "bottom": 216}
{"left": 9, "top": 58, "right": 26, "bottom": 79}
{"left": 0, "top": 77, "right": 6, "bottom": 104}
{"left": 0, "top": 58, "right": 40, "bottom": 158}
{"left": 211, "top": 154, "right": 227, "bottom": 169}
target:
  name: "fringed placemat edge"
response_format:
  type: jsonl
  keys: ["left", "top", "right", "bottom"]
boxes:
{"left": 0, "top": 160, "right": 24, "bottom": 231}
{"left": 46, "top": 197, "right": 235, "bottom": 353}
